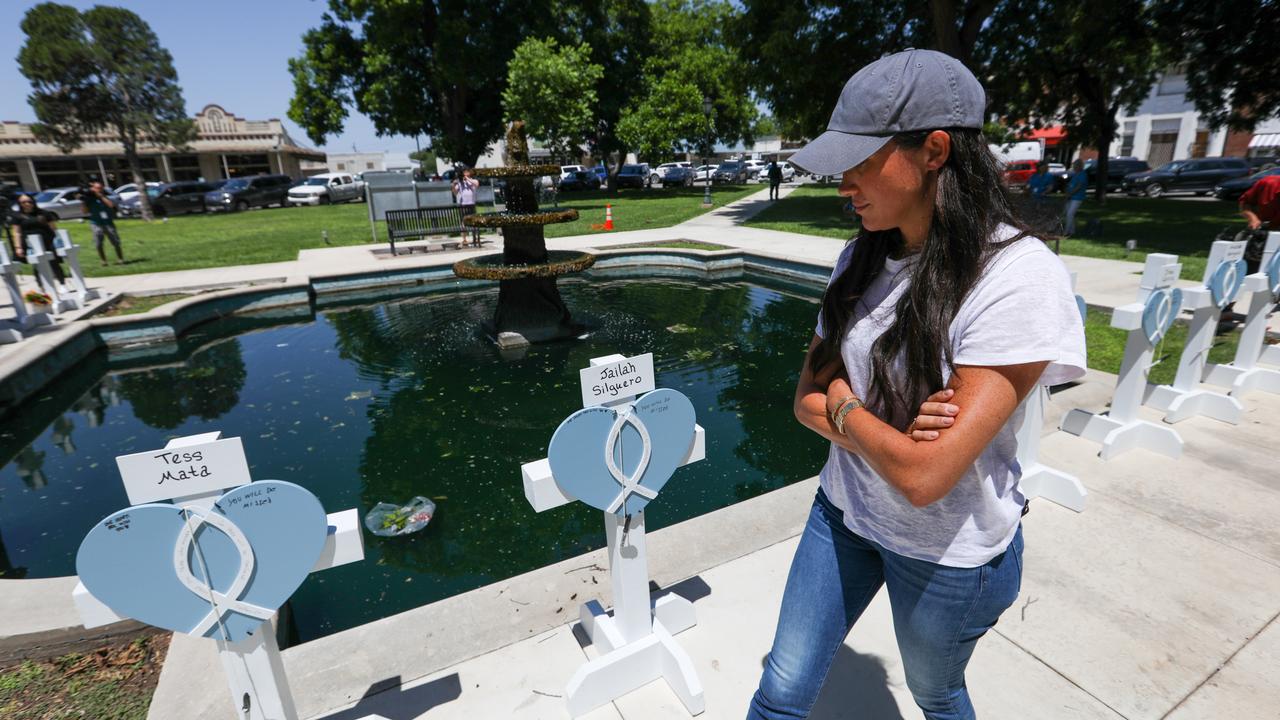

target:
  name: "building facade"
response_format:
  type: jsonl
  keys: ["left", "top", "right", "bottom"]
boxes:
{"left": 327, "top": 152, "right": 419, "bottom": 175}
{"left": 0, "top": 104, "right": 325, "bottom": 191}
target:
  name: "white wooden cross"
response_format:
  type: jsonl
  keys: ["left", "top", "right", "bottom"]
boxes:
{"left": 21, "top": 233, "right": 76, "bottom": 314}
{"left": 1014, "top": 272, "right": 1087, "bottom": 512}
{"left": 72, "top": 431, "right": 364, "bottom": 720}
{"left": 1144, "top": 239, "right": 1246, "bottom": 423}
{"left": 1203, "top": 231, "right": 1280, "bottom": 396}
{"left": 1061, "top": 253, "right": 1184, "bottom": 460}
{"left": 0, "top": 242, "right": 53, "bottom": 344}
{"left": 521, "top": 353, "right": 707, "bottom": 717}
{"left": 55, "top": 229, "right": 104, "bottom": 307}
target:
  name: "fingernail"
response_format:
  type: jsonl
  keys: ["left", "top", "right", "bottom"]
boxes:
{"left": 944, "top": 389, "right": 954, "bottom": 396}
{"left": 943, "top": 417, "right": 954, "bottom": 425}
{"left": 929, "top": 431, "right": 939, "bottom": 439}
{"left": 946, "top": 405, "right": 958, "bottom": 415}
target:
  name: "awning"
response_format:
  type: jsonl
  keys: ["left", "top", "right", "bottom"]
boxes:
{"left": 1023, "top": 126, "right": 1067, "bottom": 147}
{"left": 1249, "top": 133, "right": 1280, "bottom": 149}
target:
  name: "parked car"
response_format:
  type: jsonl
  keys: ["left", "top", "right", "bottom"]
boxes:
{"left": 754, "top": 161, "right": 796, "bottom": 183}
{"left": 1002, "top": 159, "right": 1040, "bottom": 187}
{"left": 615, "top": 163, "right": 652, "bottom": 189}
{"left": 655, "top": 162, "right": 692, "bottom": 182}
{"left": 1047, "top": 163, "right": 1069, "bottom": 192}
{"left": 1213, "top": 166, "right": 1280, "bottom": 201}
{"left": 118, "top": 181, "right": 216, "bottom": 217}
{"left": 112, "top": 182, "right": 162, "bottom": 203}
{"left": 1246, "top": 156, "right": 1278, "bottom": 173}
{"left": 712, "top": 161, "right": 750, "bottom": 184}
{"left": 693, "top": 164, "right": 718, "bottom": 183}
{"left": 205, "top": 174, "right": 294, "bottom": 211}
{"left": 741, "top": 159, "right": 768, "bottom": 180}
{"left": 559, "top": 165, "right": 586, "bottom": 180}
{"left": 591, "top": 165, "right": 607, "bottom": 181}
{"left": 1085, "top": 157, "right": 1150, "bottom": 191}
{"left": 287, "top": 172, "right": 363, "bottom": 206}
{"left": 661, "top": 166, "right": 696, "bottom": 187}
{"left": 559, "top": 170, "right": 602, "bottom": 191}
{"left": 10, "top": 187, "right": 96, "bottom": 220}
{"left": 1122, "top": 157, "right": 1250, "bottom": 198}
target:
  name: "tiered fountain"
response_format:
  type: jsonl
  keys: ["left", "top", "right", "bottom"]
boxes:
{"left": 452, "top": 121, "right": 596, "bottom": 345}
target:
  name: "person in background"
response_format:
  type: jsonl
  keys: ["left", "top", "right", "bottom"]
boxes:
{"left": 452, "top": 167, "right": 482, "bottom": 247}
{"left": 1062, "top": 159, "right": 1088, "bottom": 236}
{"left": 9, "top": 195, "right": 67, "bottom": 293}
{"left": 1026, "top": 161, "right": 1055, "bottom": 202}
{"left": 1239, "top": 170, "right": 1280, "bottom": 275}
{"left": 82, "top": 180, "right": 124, "bottom": 266}
{"left": 768, "top": 159, "right": 783, "bottom": 201}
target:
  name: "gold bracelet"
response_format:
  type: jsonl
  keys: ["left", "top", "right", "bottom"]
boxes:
{"left": 833, "top": 396, "right": 864, "bottom": 435}
{"left": 828, "top": 394, "right": 854, "bottom": 423}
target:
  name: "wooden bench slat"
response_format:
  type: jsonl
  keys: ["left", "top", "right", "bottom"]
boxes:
{"left": 385, "top": 206, "right": 484, "bottom": 255}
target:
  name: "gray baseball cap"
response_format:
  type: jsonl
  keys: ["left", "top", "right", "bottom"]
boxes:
{"left": 789, "top": 49, "right": 985, "bottom": 177}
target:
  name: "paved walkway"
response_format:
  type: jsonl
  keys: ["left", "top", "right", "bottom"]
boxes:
{"left": 144, "top": 371, "right": 1280, "bottom": 720}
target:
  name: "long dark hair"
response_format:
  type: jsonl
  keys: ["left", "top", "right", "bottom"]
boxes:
{"left": 810, "top": 128, "right": 1037, "bottom": 426}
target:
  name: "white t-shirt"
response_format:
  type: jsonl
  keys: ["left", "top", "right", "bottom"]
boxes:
{"left": 815, "top": 226, "right": 1087, "bottom": 567}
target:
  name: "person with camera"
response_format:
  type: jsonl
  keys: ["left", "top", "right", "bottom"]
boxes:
{"left": 82, "top": 180, "right": 124, "bottom": 266}
{"left": 451, "top": 167, "right": 481, "bottom": 247}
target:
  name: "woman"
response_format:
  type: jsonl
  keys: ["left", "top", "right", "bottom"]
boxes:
{"left": 9, "top": 194, "right": 67, "bottom": 292}
{"left": 749, "top": 50, "right": 1086, "bottom": 720}
{"left": 1063, "top": 159, "right": 1088, "bottom": 236}
{"left": 452, "top": 168, "right": 481, "bottom": 247}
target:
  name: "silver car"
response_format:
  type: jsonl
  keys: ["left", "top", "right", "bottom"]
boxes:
{"left": 9, "top": 187, "right": 105, "bottom": 221}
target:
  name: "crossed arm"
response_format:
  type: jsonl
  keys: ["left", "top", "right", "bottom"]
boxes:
{"left": 794, "top": 334, "right": 1047, "bottom": 507}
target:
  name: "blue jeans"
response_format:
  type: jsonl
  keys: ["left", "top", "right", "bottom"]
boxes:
{"left": 748, "top": 490, "right": 1023, "bottom": 719}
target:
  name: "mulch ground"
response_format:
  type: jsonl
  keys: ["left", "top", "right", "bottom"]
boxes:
{"left": 0, "top": 632, "right": 169, "bottom": 720}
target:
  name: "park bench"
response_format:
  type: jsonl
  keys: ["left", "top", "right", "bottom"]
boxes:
{"left": 384, "top": 206, "right": 487, "bottom": 255}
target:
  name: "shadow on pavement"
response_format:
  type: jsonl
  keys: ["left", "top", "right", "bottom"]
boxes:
{"left": 809, "top": 645, "right": 906, "bottom": 719}
{"left": 315, "top": 673, "right": 463, "bottom": 720}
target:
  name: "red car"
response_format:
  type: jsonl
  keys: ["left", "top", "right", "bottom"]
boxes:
{"left": 1003, "top": 160, "right": 1039, "bottom": 186}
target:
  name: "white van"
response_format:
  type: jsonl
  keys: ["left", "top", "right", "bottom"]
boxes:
{"left": 287, "top": 173, "right": 363, "bottom": 206}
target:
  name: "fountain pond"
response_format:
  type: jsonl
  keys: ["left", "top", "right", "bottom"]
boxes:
{"left": 0, "top": 275, "right": 829, "bottom": 644}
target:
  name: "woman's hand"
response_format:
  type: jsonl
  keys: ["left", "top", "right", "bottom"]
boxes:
{"left": 907, "top": 388, "right": 959, "bottom": 441}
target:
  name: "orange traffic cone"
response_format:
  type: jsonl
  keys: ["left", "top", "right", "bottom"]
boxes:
{"left": 604, "top": 204, "right": 614, "bottom": 230}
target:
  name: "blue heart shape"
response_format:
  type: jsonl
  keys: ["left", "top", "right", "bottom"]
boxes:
{"left": 1266, "top": 250, "right": 1280, "bottom": 297}
{"left": 548, "top": 388, "right": 696, "bottom": 515}
{"left": 1141, "top": 287, "right": 1182, "bottom": 346}
{"left": 76, "top": 480, "right": 328, "bottom": 642}
{"left": 1208, "top": 258, "right": 1247, "bottom": 309}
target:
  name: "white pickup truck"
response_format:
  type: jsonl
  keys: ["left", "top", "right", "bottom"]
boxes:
{"left": 287, "top": 172, "right": 363, "bottom": 206}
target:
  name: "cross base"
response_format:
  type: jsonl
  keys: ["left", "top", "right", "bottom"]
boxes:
{"left": 1262, "top": 344, "right": 1280, "bottom": 367}
{"left": 1019, "top": 463, "right": 1087, "bottom": 512}
{"left": 1144, "top": 384, "right": 1243, "bottom": 424}
{"left": 1060, "top": 408, "right": 1183, "bottom": 460}
{"left": 568, "top": 594, "right": 704, "bottom": 717}
{"left": 1204, "top": 362, "right": 1280, "bottom": 398}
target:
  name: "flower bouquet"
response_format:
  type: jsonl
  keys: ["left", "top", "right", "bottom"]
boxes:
{"left": 23, "top": 289, "right": 53, "bottom": 315}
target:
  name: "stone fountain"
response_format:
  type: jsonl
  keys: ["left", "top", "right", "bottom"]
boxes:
{"left": 452, "top": 121, "right": 596, "bottom": 345}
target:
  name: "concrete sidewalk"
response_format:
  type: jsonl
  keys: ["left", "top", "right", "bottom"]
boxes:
{"left": 146, "top": 370, "right": 1280, "bottom": 720}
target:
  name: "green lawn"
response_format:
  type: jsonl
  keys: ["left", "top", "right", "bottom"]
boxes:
{"left": 53, "top": 184, "right": 761, "bottom": 277}
{"left": 745, "top": 184, "right": 1244, "bottom": 280}
{"left": 1084, "top": 307, "right": 1241, "bottom": 386}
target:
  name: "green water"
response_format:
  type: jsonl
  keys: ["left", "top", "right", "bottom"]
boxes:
{"left": 0, "top": 278, "right": 827, "bottom": 642}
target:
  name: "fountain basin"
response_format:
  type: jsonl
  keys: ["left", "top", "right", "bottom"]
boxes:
{"left": 462, "top": 209, "right": 579, "bottom": 229}
{"left": 453, "top": 250, "right": 596, "bottom": 281}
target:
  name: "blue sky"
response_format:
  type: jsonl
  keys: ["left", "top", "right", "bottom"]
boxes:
{"left": 2, "top": 0, "right": 421, "bottom": 155}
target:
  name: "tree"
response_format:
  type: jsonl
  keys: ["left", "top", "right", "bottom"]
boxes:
{"left": 738, "top": 1, "right": 927, "bottom": 140}
{"left": 1152, "top": 0, "right": 1280, "bottom": 131}
{"left": 502, "top": 38, "right": 604, "bottom": 163}
{"left": 617, "top": 0, "right": 756, "bottom": 162}
{"left": 551, "top": 0, "right": 655, "bottom": 181}
{"left": 18, "top": 3, "right": 195, "bottom": 222}
{"left": 288, "top": 1, "right": 556, "bottom": 167}
{"left": 981, "top": 0, "right": 1163, "bottom": 201}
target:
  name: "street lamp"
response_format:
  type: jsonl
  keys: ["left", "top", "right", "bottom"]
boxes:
{"left": 702, "top": 96, "right": 713, "bottom": 207}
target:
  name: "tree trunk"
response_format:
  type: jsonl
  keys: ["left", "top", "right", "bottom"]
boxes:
{"left": 1093, "top": 106, "right": 1118, "bottom": 206}
{"left": 122, "top": 135, "right": 154, "bottom": 222}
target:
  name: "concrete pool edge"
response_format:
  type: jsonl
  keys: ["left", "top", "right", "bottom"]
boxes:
{"left": 0, "top": 246, "right": 836, "bottom": 413}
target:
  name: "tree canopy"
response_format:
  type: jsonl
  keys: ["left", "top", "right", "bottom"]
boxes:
{"left": 502, "top": 38, "right": 604, "bottom": 163}
{"left": 617, "top": 0, "right": 756, "bottom": 161}
{"left": 288, "top": 0, "right": 558, "bottom": 166}
{"left": 18, "top": 2, "right": 194, "bottom": 220}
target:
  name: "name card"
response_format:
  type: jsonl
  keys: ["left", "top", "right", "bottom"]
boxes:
{"left": 116, "top": 437, "right": 252, "bottom": 505}
{"left": 580, "top": 353, "right": 655, "bottom": 406}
